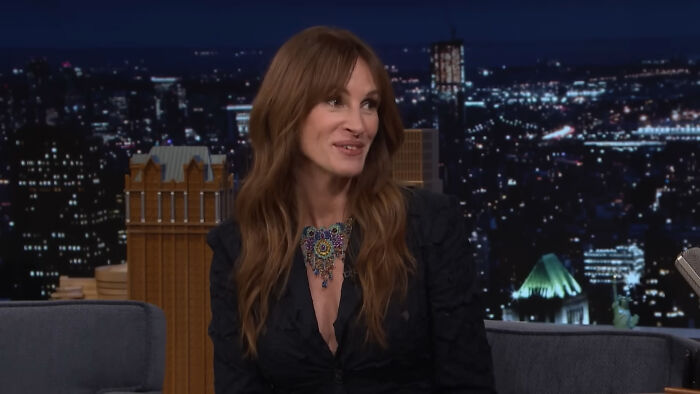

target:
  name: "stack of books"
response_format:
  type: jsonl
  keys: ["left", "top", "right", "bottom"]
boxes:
{"left": 50, "top": 276, "right": 99, "bottom": 300}
{"left": 50, "top": 285, "right": 84, "bottom": 300}
{"left": 95, "top": 264, "right": 128, "bottom": 300}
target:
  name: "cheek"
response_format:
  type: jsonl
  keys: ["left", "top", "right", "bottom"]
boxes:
{"left": 305, "top": 113, "right": 341, "bottom": 143}
{"left": 300, "top": 117, "right": 324, "bottom": 147}
{"left": 369, "top": 117, "right": 380, "bottom": 140}
{"left": 298, "top": 125, "right": 319, "bottom": 159}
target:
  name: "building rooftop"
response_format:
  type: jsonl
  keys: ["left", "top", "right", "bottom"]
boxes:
{"left": 513, "top": 253, "right": 582, "bottom": 299}
{"left": 131, "top": 146, "right": 225, "bottom": 182}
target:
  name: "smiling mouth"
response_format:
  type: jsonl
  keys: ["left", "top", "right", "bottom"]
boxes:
{"left": 332, "top": 143, "right": 365, "bottom": 156}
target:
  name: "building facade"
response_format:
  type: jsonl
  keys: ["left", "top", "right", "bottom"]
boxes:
{"left": 7, "top": 124, "right": 116, "bottom": 299}
{"left": 392, "top": 128, "right": 443, "bottom": 193}
{"left": 125, "top": 146, "right": 233, "bottom": 394}
{"left": 584, "top": 244, "right": 645, "bottom": 286}
{"left": 429, "top": 39, "right": 467, "bottom": 196}
{"left": 225, "top": 104, "right": 252, "bottom": 144}
{"left": 430, "top": 40, "right": 466, "bottom": 102}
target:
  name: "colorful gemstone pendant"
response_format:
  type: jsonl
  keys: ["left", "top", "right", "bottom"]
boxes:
{"left": 301, "top": 218, "right": 353, "bottom": 288}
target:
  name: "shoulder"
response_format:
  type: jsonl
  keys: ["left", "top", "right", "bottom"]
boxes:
{"left": 207, "top": 218, "right": 241, "bottom": 262}
{"left": 401, "top": 187, "right": 462, "bottom": 245}
{"left": 207, "top": 219, "right": 241, "bottom": 295}
{"left": 402, "top": 187, "right": 457, "bottom": 217}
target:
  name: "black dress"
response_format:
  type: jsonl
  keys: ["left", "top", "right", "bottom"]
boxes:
{"left": 208, "top": 188, "right": 496, "bottom": 393}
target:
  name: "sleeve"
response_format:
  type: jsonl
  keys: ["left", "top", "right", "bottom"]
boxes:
{"left": 426, "top": 195, "right": 496, "bottom": 393}
{"left": 208, "top": 224, "right": 272, "bottom": 394}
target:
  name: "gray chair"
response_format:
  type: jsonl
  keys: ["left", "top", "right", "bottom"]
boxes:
{"left": 485, "top": 320, "right": 700, "bottom": 394}
{"left": 0, "top": 300, "right": 166, "bottom": 394}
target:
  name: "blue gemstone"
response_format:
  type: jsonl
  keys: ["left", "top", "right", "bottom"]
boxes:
{"left": 322, "top": 281, "right": 328, "bottom": 288}
{"left": 314, "top": 269, "right": 319, "bottom": 275}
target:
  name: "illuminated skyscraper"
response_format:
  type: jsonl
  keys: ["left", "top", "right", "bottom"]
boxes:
{"left": 225, "top": 104, "right": 252, "bottom": 144}
{"left": 583, "top": 244, "right": 645, "bottom": 286}
{"left": 430, "top": 40, "right": 466, "bottom": 102}
{"left": 429, "top": 40, "right": 467, "bottom": 195}
{"left": 125, "top": 146, "right": 233, "bottom": 394}
{"left": 151, "top": 77, "right": 184, "bottom": 119}
{"left": 150, "top": 76, "right": 187, "bottom": 144}
{"left": 25, "top": 58, "right": 53, "bottom": 125}
{"left": 225, "top": 104, "right": 253, "bottom": 178}
{"left": 7, "top": 124, "right": 114, "bottom": 299}
{"left": 393, "top": 128, "right": 442, "bottom": 193}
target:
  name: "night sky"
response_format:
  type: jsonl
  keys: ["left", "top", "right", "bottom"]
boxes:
{"left": 1, "top": 0, "right": 698, "bottom": 48}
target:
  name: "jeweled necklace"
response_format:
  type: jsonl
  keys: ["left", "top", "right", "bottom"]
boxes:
{"left": 300, "top": 217, "right": 353, "bottom": 289}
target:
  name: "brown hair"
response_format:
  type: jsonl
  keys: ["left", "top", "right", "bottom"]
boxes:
{"left": 233, "top": 26, "right": 415, "bottom": 356}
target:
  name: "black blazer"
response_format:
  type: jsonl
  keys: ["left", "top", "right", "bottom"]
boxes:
{"left": 208, "top": 188, "right": 496, "bottom": 393}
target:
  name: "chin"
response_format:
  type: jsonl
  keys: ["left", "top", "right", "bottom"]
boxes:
{"left": 333, "top": 169, "right": 364, "bottom": 178}
{"left": 324, "top": 156, "right": 366, "bottom": 178}
{"left": 331, "top": 164, "right": 365, "bottom": 178}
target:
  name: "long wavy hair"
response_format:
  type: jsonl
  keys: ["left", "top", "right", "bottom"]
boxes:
{"left": 233, "top": 26, "right": 415, "bottom": 356}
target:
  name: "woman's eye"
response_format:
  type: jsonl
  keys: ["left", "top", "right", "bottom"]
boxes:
{"left": 327, "top": 96, "right": 340, "bottom": 107}
{"left": 362, "top": 99, "right": 379, "bottom": 110}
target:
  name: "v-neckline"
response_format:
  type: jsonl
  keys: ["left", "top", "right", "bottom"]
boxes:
{"left": 292, "top": 223, "right": 362, "bottom": 359}
{"left": 305, "top": 258, "right": 344, "bottom": 356}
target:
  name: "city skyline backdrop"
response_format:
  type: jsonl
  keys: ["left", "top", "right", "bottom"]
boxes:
{"left": 1, "top": 2, "right": 699, "bottom": 329}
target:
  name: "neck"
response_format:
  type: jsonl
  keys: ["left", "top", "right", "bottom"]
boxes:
{"left": 295, "top": 167, "right": 352, "bottom": 228}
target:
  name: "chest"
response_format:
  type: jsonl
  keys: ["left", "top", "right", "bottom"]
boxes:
{"left": 306, "top": 259, "right": 344, "bottom": 354}
{"left": 253, "top": 222, "right": 432, "bottom": 385}
{"left": 255, "top": 255, "right": 431, "bottom": 373}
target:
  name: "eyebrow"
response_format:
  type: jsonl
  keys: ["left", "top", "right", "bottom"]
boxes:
{"left": 333, "top": 87, "right": 380, "bottom": 98}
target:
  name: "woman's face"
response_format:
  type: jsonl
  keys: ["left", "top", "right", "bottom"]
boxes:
{"left": 298, "top": 58, "right": 379, "bottom": 181}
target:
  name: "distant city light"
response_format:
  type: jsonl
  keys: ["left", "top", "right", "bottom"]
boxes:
{"left": 542, "top": 125, "right": 574, "bottom": 140}
{"left": 150, "top": 76, "right": 178, "bottom": 83}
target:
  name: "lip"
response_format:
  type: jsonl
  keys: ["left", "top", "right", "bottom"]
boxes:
{"left": 332, "top": 141, "right": 365, "bottom": 156}
{"left": 332, "top": 140, "right": 366, "bottom": 148}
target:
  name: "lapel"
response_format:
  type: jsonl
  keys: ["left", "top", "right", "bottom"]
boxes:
{"left": 334, "top": 223, "right": 363, "bottom": 350}
{"left": 284, "top": 245, "right": 319, "bottom": 342}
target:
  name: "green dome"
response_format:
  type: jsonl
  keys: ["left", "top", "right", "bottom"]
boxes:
{"left": 513, "top": 253, "right": 582, "bottom": 299}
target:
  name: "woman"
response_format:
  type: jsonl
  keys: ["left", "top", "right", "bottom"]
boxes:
{"left": 208, "top": 26, "right": 495, "bottom": 393}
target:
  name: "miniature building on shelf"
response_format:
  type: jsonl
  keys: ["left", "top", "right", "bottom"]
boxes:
{"left": 124, "top": 146, "right": 233, "bottom": 394}
{"left": 504, "top": 253, "right": 590, "bottom": 324}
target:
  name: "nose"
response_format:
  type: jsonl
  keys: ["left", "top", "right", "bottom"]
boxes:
{"left": 344, "top": 106, "right": 364, "bottom": 137}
